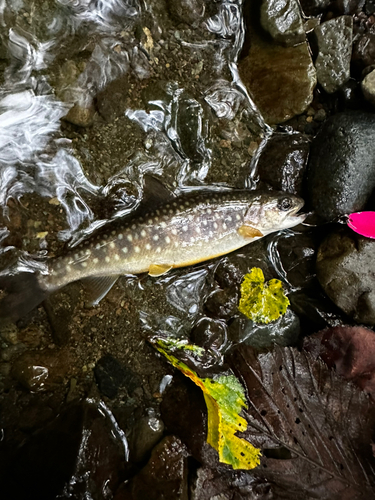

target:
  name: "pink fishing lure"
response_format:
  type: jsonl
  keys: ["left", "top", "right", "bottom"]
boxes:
{"left": 348, "top": 212, "right": 375, "bottom": 239}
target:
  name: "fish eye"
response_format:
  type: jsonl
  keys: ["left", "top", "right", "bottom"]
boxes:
{"left": 278, "top": 197, "right": 293, "bottom": 211}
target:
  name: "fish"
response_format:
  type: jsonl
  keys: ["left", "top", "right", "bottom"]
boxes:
{"left": 0, "top": 181, "right": 306, "bottom": 323}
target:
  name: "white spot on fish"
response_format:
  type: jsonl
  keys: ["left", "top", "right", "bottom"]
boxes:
{"left": 227, "top": 216, "right": 232, "bottom": 222}
{"left": 146, "top": 243, "right": 151, "bottom": 250}
{"left": 156, "top": 247, "right": 161, "bottom": 253}
{"left": 148, "top": 219, "right": 153, "bottom": 224}
{"left": 223, "top": 223, "right": 227, "bottom": 230}
{"left": 175, "top": 241, "right": 179, "bottom": 247}
{"left": 132, "top": 224, "right": 137, "bottom": 230}
{"left": 110, "top": 242, "right": 115, "bottom": 249}
{"left": 95, "top": 243, "right": 101, "bottom": 250}
{"left": 161, "top": 222, "right": 167, "bottom": 228}
{"left": 122, "top": 247, "right": 128, "bottom": 254}
{"left": 213, "top": 222, "right": 218, "bottom": 229}
{"left": 173, "top": 202, "right": 177, "bottom": 207}
{"left": 195, "top": 227, "right": 201, "bottom": 234}
{"left": 66, "top": 265, "right": 71, "bottom": 272}
{"left": 165, "top": 236, "right": 171, "bottom": 244}
{"left": 153, "top": 234, "right": 159, "bottom": 241}
{"left": 118, "top": 233, "right": 123, "bottom": 240}
{"left": 154, "top": 217, "right": 159, "bottom": 222}
{"left": 236, "top": 214, "right": 241, "bottom": 221}
{"left": 171, "top": 228, "right": 177, "bottom": 235}
{"left": 203, "top": 220, "right": 208, "bottom": 226}
{"left": 190, "top": 237, "right": 195, "bottom": 243}
{"left": 127, "top": 234, "right": 133, "bottom": 242}
{"left": 114, "top": 254, "right": 120, "bottom": 261}
{"left": 103, "top": 234, "right": 108, "bottom": 239}
{"left": 93, "top": 258, "right": 99, "bottom": 264}
{"left": 182, "top": 225, "right": 188, "bottom": 232}
{"left": 105, "top": 256, "right": 110, "bottom": 263}
{"left": 180, "top": 205, "right": 185, "bottom": 210}
{"left": 134, "top": 233, "right": 139, "bottom": 240}
{"left": 207, "top": 208, "right": 212, "bottom": 214}
{"left": 81, "top": 262, "right": 88, "bottom": 268}
{"left": 141, "top": 230, "right": 147, "bottom": 237}
{"left": 135, "top": 246, "right": 140, "bottom": 253}
{"left": 111, "top": 230, "right": 116, "bottom": 236}
{"left": 169, "top": 209, "right": 173, "bottom": 214}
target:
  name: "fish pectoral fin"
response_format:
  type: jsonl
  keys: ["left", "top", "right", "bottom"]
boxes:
{"left": 80, "top": 275, "right": 120, "bottom": 307}
{"left": 237, "top": 225, "right": 264, "bottom": 238}
{"left": 148, "top": 264, "right": 173, "bottom": 277}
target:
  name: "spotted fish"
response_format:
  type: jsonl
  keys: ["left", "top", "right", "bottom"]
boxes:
{"left": 0, "top": 185, "right": 306, "bottom": 323}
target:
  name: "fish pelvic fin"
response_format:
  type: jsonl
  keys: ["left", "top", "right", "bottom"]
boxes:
{"left": 148, "top": 264, "right": 173, "bottom": 277}
{"left": 0, "top": 272, "right": 48, "bottom": 325}
{"left": 237, "top": 225, "right": 263, "bottom": 238}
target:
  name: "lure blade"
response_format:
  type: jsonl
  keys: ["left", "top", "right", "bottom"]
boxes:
{"left": 348, "top": 211, "right": 375, "bottom": 239}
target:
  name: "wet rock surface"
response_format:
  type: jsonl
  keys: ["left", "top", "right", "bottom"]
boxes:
{"left": 260, "top": 0, "right": 305, "bottom": 46}
{"left": 307, "top": 111, "right": 375, "bottom": 221}
{"left": 316, "top": 228, "right": 375, "bottom": 325}
{"left": 314, "top": 16, "right": 353, "bottom": 94}
{"left": 239, "top": 30, "right": 316, "bottom": 124}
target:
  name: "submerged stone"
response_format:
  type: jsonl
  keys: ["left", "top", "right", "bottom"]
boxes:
{"left": 256, "top": 131, "right": 309, "bottom": 196}
{"left": 307, "top": 112, "right": 375, "bottom": 221}
{"left": 314, "top": 16, "right": 353, "bottom": 94}
{"left": 239, "top": 20, "right": 316, "bottom": 124}
{"left": 317, "top": 229, "right": 375, "bottom": 325}
{"left": 361, "top": 68, "right": 375, "bottom": 106}
{"left": 260, "top": 0, "right": 305, "bottom": 46}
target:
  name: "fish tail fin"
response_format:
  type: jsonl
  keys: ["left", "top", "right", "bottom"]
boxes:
{"left": 0, "top": 272, "right": 47, "bottom": 324}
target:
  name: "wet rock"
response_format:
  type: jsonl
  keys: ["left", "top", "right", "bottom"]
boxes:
{"left": 190, "top": 317, "right": 228, "bottom": 353}
{"left": 256, "top": 131, "right": 309, "bottom": 196}
{"left": 11, "top": 350, "right": 70, "bottom": 392}
{"left": 126, "top": 436, "right": 189, "bottom": 500}
{"left": 314, "top": 16, "right": 353, "bottom": 94}
{"left": 128, "top": 408, "right": 164, "bottom": 463}
{"left": 366, "top": 0, "right": 375, "bottom": 14}
{"left": 167, "top": 0, "right": 205, "bottom": 26}
{"left": 228, "top": 308, "right": 300, "bottom": 349}
{"left": 94, "top": 354, "right": 141, "bottom": 399}
{"left": 176, "top": 96, "right": 208, "bottom": 163}
{"left": 96, "top": 74, "right": 129, "bottom": 122}
{"left": 352, "top": 32, "right": 375, "bottom": 72}
{"left": 316, "top": 228, "right": 375, "bottom": 325}
{"left": 338, "top": 78, "right": 365, "bottom": 109}
{"left": 361, "top": 68, "right": 375, "bottom": 105}
{"left": 63, "top": 102, "right": 95, "bottom": 127}
{"left": 239, "top": 15, "right": 316, "bottom": 124}
{"left": 191, "top": 466, "right": 273, "bottom": 500}
{"left": 299, "top": 0, "right": 330, "bottom": 15}
{"left": 307, "top": 112, "right": 375, "bottom": 221}
{"left": 160, "top": 375, "right": 217, "bottom": 465}
{"left": 204, "top": 288, "right": 239, "bottom": 320}
{"left": 260, "top": 0, "right": 305, "bottom": 46}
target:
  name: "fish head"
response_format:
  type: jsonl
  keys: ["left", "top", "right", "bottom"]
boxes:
{"left": 244, "top": 192, "right": 306, "bottom": 234}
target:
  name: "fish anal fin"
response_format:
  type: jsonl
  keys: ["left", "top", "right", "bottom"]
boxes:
{"left": 81, "top": 275, "right": 119, "bottom": 307}
{"left": 238, "top": 225, "right": 263, "bottom": 238}
{"left": 148, "top": 264, "right": 173, "bottom": 277}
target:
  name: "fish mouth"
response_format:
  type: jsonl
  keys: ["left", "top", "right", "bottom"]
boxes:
{"left": 287, "top": 201, "right": 307, "bottom": 225}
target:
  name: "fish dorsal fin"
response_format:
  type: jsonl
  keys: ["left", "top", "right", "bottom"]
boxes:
{"left": 80, "top": 275, "right": 120, "bottom": 306}
{"left": 148, "top": 264, "right": 173, "bottom": 277}
{"left": 140, "top": 175, "right": 175, "bottom": 212}
{"left": 238, "top": 225, "right": 263, "bottom": 238}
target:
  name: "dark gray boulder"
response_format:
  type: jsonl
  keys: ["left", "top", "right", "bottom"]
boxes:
{"left": 316, "top": 228, "right": 375, "bottom": 326}
{"left": 307, "top": 112, "right": 375, "bottom": 221}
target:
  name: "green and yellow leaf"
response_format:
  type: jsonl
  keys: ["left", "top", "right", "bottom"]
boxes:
{"left": 238, "top": 267, "right": 289, "bottom": 324}
{"left": 155, "top": 342, "right": 261, "bottom": 470}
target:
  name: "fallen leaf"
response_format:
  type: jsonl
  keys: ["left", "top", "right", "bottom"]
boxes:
{"left": 153, "top": 339, "right": 261, "bottom": 470}
{"left": 229, "top": 346, "right": 375, "bottom": 499}
{"left": 303, "top": 325, "right": 375, "bottom": 399}
{"left": 238, "top": 268, "right": 289, "bottom": 324}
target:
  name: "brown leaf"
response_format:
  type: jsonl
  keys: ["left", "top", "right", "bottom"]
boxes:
{"left": 229, "top": 346, "right": 375, "bottom": 500}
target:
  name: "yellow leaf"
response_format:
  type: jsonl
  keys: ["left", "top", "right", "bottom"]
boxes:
{"left": 155, "top": 342, "right": 261, "bottom": 470}
{"left": 239, "top": 267, "right": 290, "bottom": 324}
